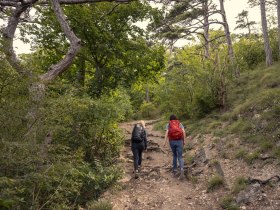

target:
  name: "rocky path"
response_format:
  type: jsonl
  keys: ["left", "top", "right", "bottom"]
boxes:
{"left": 101, "top": 120, "right": 280, "bottom": 210}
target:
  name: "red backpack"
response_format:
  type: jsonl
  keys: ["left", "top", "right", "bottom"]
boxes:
{"left": 168, "top": 120, "right": 183, "bottom": 140}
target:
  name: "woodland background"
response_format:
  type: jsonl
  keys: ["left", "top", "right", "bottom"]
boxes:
{"left": 0, "top": 0, "right": 279, "bottom": 209}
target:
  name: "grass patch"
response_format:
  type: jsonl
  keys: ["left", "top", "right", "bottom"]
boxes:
{"left": 259, "top": 139, "right": 273, "bottom": 152}
{"left": 220, "top": 195, "right": 240, "bottom": 210}
{"left": 235, "top": 148, "right": 247, "bottom": 159}
{"left": 184, "top": 142, "right": 194, "bottom": 151}
{"left": 185, "top": 153, "right": 195, "bottom": 165}
{"left": 273, "top": 146, "right": 280, "bottom": 159}
{"left": 227, "top": 119, "right": 252, "bottom": 134}
{"left": 232, "top": 176, "right": 248, "bottom": 194}
{"left": 207, "top": 175, "right": 224, "bottom": 192}
{"left": 87, "top": 200, "right": 113, "bottom": 210}
{"left": 244, "top": 151, "right": 260, "bottom": 164}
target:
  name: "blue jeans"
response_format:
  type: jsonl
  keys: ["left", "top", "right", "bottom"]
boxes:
{"left": 169, "top": 140, "right": 184, "bottom": 171}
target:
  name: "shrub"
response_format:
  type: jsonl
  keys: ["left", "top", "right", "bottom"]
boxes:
{"left": 138, "top": 102, "right": 159, "bottom": 119}
{"left": 0, "top": 68, "right": 127, "bottom": 209}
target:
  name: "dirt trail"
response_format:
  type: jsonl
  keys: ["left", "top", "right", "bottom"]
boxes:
{"left": 101, "top": 120, "right": 280, "bottom": 210}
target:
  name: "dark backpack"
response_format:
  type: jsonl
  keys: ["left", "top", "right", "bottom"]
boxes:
{"left": 131, "top": 124, "right": 144, "bottom": 143}
{"left": 168, "top": 120, "right": 183, "bottom": 140}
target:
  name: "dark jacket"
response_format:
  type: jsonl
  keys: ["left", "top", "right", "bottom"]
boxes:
{"left": 131, "top": 124, "right": 147, "bottom": 150}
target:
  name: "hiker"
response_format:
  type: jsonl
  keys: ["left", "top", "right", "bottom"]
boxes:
{"left": 131, "top": 120, "right": 147, "bottom": 179}
{"left": 163, "top": 114, "right": 186, "bottom": 178}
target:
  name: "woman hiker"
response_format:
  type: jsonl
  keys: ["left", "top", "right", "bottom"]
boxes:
{"left": 163, "top": 114, "right": 186, "bottom": 179}
{"left": 131, "top": 120, "right": 147, "bottom": 179}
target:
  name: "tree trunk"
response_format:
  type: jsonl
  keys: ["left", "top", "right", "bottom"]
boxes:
{"left": 245, "top": 15, "right": 252, "bottom": 36}
{"left": 94, "top": 63, "right": 103, "bottom": 97}
{"left": 203, "top": 0, "right": 210, "bottom": 59}
{"left": 219, "top": 0, "right": 240, "bottom": 77}
{"left": 260, "top": 0, "right": 273, "bottom": 66}
{"left": 277, "top": 0, "right": 280, "bottom": 59}
{"left": 77, "top": 56, "right": 86, "bottom": 87}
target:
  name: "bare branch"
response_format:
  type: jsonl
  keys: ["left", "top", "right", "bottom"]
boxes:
{"left": 2, "top": 1, "right": 37, "bottom": 76}
{"left": 40, "top": 0, "right": 81, "bottom": 83}
{"left": 0, "top": 0, "right": 134, "bottom": 7}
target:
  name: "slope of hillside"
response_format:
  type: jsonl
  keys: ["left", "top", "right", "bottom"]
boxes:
{"left": 189, "top": 63, "right": 280, "bottom": 160}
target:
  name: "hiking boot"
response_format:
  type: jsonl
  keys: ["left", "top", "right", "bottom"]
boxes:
{"left": 138, "top": 166, "right": 141, "bottom": 172}
{"left": 172, "top": 169, "right": 179, "bottom": 177}
{"left": 178, "top": 170, "right": 185, "bottom": 180}
{"left": 135, "top": 170, "right": 139, "bottom": 179}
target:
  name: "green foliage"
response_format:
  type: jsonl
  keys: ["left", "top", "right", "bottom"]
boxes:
{"left": 154, "top": 44, "right": 222, "bottom": 119}
{"left": 0, "top": 63, "right": 129, "bottom": 209}
{"left": 207, "top": 175, "right": 224, "bottom": 192}
{"left": 0, "top": 59, "right": 30, "bottom": 142}
{"left": 22, "top": 2, "right": 165, "bottom": 98}
{"left": 45, "top": 86, "right": 132, "bottom": 163}
{"left": 138, "top": 102, "right": 159, "bottom": 119}
{"left": 234, "top": 36, "right": 265, "bottom": 70}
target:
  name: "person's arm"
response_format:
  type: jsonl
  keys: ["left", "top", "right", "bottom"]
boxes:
{"left": 143, "top": 129, "right": 147, "bottom": 150}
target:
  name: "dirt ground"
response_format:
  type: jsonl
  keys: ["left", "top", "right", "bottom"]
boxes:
{"left": 101, "top": 120, "right": 280, "bottom": 210}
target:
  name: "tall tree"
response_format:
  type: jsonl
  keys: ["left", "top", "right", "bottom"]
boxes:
{"left": 203, "top": 0, "right": 210, "bottom": 58}
{"left": 0, "top": 0, "right": 132, "bottom": 85}
{"left": 235, "top": 10, "right": 256, "bottom": 36}
{"left": 277, "top": 0, "right": 280, "bottom": 58}
{"left": 260, "top": 0, "right": 273, "bottom": 66}
{"left": 219, "top": 0, "right": 239, "bottom": 77}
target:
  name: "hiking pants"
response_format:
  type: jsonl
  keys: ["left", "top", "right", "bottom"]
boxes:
{"left": 131, "top": 142, "right": 145, "bottom": 171}
{"left": 169, "top": 140, "right": 184, "bottom": 171}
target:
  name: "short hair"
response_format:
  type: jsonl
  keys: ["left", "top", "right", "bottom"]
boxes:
{"left": 169, "top": 114, "right": 177, "bottom": 120}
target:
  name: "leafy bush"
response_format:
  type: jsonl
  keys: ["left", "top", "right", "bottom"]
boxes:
{"left": 234, "top": 36, "right": 265, "bottom": 70}
{"left": 138, "top": 102, "right": 159, "bottom": 119}
{"left": 0, "top": 64, "right": 128, "bottom": 209}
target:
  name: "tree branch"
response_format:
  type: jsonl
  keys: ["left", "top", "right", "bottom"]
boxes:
{"left": 2, "top": 1, "right": 36, "bottom": 76}
{"left": 0, "top": 0, "right": 133, "bottom": 7}
{"left": 40, "top": 0, "right": 81, "bottom": 83}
